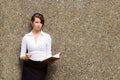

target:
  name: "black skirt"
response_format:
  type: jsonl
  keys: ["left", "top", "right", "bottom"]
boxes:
{"left": 21, "top": 59, "right": 48, "bottom": 80}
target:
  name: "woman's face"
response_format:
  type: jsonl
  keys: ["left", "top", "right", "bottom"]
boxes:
{"left": 31, "top": 17, "right": 43, "bottom": 31}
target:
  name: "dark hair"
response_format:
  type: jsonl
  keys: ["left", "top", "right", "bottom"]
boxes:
{"left": 31, "top": 13, "right": 44, "bottom": 26}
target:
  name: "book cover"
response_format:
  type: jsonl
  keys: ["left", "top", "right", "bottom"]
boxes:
{"left": 42, "top": 52, "right": 63, "bottom": 64}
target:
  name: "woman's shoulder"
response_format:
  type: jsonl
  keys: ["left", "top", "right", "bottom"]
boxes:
{"left": 22, "top": 32, "right": 32, "bottom": 39}
{"left": 41, "top": 31, "right": 51, "bottom": 37}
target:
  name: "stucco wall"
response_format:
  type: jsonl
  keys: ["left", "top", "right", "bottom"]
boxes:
{"left": 0, "top": 0, "right": 120, "bottom": 80}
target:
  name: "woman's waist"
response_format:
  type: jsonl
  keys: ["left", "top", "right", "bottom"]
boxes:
{"left": 29, "top": 51, "right": 46, "bottom": 55}
{"left": 29, "top": 51, "right": 47, "bottom": 61}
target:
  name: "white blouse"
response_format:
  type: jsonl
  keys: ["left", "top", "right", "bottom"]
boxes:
{"left": 20, "top": 31, "right": 52, "bottom": 61}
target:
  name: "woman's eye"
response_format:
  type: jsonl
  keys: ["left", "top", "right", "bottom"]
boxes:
{"left": 35, "top": 22, "right": 39, "bottom": 23}
{"left": 35, "top": 22, "right": 41, "bottom": 23}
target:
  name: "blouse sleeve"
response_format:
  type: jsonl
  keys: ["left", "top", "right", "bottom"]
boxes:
{"left": 46, "top": 35, "right": 52, "bottom": 57}
{"left": 20, "top": 36, "right": 27, "bottom": 58}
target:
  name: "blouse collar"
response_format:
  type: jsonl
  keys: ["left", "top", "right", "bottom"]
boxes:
{"left": 27, "top": 30, "right": 44, "bottom": 36}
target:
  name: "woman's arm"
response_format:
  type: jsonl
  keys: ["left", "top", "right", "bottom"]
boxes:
{"left": 46, "top": 35, "right": 52, "bottom": 57}
{"left": 20, "top": 36, "right": 31, "bottom": 60}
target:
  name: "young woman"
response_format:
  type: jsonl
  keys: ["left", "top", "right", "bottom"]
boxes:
{"left": 20, "top": 13, "right": 52, "bottom": 80}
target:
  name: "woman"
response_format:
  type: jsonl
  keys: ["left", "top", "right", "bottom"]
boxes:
{"left": 20, "top": 13, "right": 52, "bottom": 80}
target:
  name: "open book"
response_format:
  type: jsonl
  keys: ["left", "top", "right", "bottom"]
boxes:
{"left": 42, "top": 52, "right": 63, "bottom": 64}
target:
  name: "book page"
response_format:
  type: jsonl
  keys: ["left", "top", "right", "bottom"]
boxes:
{"left": 52, "top": 52, "right": 62, "bottom": 58}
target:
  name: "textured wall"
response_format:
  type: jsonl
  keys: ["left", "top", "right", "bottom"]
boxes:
{"left": 0, "top": 0, "right": 120, "bottom": 80}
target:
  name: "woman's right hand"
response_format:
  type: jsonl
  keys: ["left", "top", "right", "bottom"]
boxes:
{"left": 26, "top": 53, "right": 31, "bottom": 59}
{"left": 20, "top": 53, "right": 31, "bottom": 60}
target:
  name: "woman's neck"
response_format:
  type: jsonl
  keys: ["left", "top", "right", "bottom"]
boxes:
{"left": 32, "top": 30, "right": 41, "bottom": 35}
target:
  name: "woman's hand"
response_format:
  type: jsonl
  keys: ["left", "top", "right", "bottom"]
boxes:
{"left": 26, "top": 53, "right": 31, "bottom": 59}
{"left": 20, "top": 53, "right": 31, "bottom": 60}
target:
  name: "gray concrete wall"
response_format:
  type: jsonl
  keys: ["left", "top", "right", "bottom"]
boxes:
{"left": 0, "top": 0, "right": 120, "bottom": 80}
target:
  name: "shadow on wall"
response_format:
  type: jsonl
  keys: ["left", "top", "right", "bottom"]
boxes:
{"left": 47, "top": 64, "right": 58, "bottom": 79}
